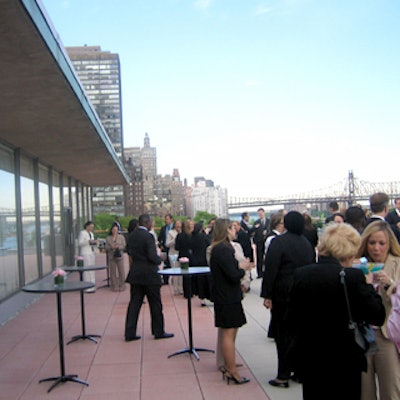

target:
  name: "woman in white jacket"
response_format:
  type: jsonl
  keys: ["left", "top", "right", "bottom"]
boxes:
{"left": 78, "top": 221, "right": 99, "bottom": 292}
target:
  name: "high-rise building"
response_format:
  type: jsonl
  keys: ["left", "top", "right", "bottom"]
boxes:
{"left": 66, "top": 45, "right": 125, "bottom": 215}
{"left": 188, "top": 177, "right": 228, "bottom": 218}
{"left": 124, "top": 134, "right": 185, "bottom": 216}
{"left": 125, "top": 133, "right": 157, "bottom": 206}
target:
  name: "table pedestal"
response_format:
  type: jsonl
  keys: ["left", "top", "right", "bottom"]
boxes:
{"left": 168, "top": 293, "right": 214, "bottom": 361}
{"left": 67, "top": 288, "right": 101, "bottom": 344}
{"left": 43, "top": 292, "right": 88, "bottom": 392}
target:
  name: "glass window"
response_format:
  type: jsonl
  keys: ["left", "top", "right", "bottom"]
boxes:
{"left": 20, "top": 156, "right": 38, "bottom": 284}
{"left": 52, "top": 171, "right": 63, "bottom": 266}
{"left": 39, "top": 164, "right": 51, "bottom": 275}
{"left": 0, "top": 145, "right": 18, "bottom": 300}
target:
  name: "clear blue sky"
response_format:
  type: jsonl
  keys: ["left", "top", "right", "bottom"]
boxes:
{"left": 41, "top": 0, "right": 400, "bottom": 198}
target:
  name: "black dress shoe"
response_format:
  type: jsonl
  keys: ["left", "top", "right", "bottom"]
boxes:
{"left": 268, "top": 379, "right": 289, "bottom": 388}
{"left": 154, "top": 333, "right": 174, "bottom": 340}
{"left": 290, "top": 374, "right": 302, "bottom": 383}
{"left": 125, "top": 335, "right": 141, "bottom": 342}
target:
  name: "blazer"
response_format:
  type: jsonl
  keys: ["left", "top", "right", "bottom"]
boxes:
{"left": 288, "top": 257, "right": 386, "bottom": 375}
{"left": 105, "top": 234, "right": 126, "bottom": 259}
{"left": 78, "top": 229, "right": 95, "bottom": 256}
{"left": 261, "top": 231, "right": 315, "bottom": 302}
{"left": 386, "top": 210, "right": 400, "bottom": 226}
{"left": 126, "top": 227, "right": 162, "bottom": 285}
{"left": 210, "top": 242, "right": 245, "bottom": 305}
{"left": 252, "top": 218, "right": 270, "bottom": 244}
{"left": 234, "top": 228, "right": 254, "bottom": 261}
{"left": 378, "top": 254, "right": 400, "bottom": 338}
{"left": 367, "top": 216, "right": 400, "bottom": 243}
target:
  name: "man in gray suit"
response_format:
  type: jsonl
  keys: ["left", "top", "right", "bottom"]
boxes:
{"left": 124, "top": 214, "right": 174, "bottom": 341}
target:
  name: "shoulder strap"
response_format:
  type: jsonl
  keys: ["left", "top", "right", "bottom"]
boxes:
{"left": 340, "top": 268, "right": 356, "bottom": 329}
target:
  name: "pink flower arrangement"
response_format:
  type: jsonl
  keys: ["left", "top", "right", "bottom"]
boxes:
{"left": 179, "top": 257, "right": 189, "bottom": 263}
{"left": 52, "top": 268, "right": 66, "bottom": 277}
{"left": 76, "top": 256, "right": 84, "bottom": 261}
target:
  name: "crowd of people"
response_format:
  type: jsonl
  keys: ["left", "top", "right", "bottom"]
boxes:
{"left": 76, "top": 192, "right": 400, "bottom": 398}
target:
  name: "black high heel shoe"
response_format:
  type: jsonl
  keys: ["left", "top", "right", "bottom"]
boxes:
{"left": 219, "top": 366, "right": 227, "bottom": 380}
{"left": 224, "top": 371, "right": 250, "bottom": 385}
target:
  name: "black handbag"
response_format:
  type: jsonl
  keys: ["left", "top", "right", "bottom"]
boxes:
{"left": 340, "top": 268, "right": 379, "bottom": 355}
{"left": 114, "top": 248, "right": 122, "bottom": 258}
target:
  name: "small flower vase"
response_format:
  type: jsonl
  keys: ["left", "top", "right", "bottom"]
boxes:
{"left": 54, "top": 275, "right": 64, "bottom": 285}
{"left": 180, "top": 262, "right": 189, "bottom": 270}
{"left": 77, "top": 259, "right": 84, "bottom": 267}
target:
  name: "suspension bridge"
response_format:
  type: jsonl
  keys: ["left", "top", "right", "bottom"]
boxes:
{"left": 228, "top": 171, "right": 400, "bottom": 210}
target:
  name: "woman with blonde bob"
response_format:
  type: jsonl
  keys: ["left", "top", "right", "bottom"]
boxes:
{"left": 288, "top": 223, "right": 385, "bottom": 400}
{"left": 357, "top": 220, "right": 400, "bottom": 400}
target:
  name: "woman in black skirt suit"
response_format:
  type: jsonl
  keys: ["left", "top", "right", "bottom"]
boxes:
{"left": 209, "top": 218, "right": 252, "bottom": 384}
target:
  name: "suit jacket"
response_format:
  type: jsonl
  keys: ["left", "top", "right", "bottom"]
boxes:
{"left": 210, "top": 242, "right": 245, "bottom": 305}
{"left": 261, "top": 231, "right": 314, "bottom": 302}
{"left": 252, "top": 218, "right": 270, "bottom": 244}
{"left": 240, "top": 219, "right": 251, "bottom": 234}
{"left": 126, "top": 227, "right": 162, "bottom": 285}
{"left": 386, "top": 210, "right": 400, "bottom": 226}
{"left": 234, "top": 229, "right": 254, "bottom": 261}
{"left": 367, "top": 216, "right": 400, "bottom": 243}
{"left": 288, "top": 257, "right": 386, "bottom": 376}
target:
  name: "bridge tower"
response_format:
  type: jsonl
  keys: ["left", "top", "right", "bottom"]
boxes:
{"left": 348, "top": 170, "right": 355, "bottom": 206}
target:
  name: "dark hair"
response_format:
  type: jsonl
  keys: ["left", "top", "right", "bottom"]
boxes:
{"left": 328, "top": 201, "right": 339, "bottom": 211}
{"left": 345, "top": 206, "right": 366, "bottom": 233}
{"left": 257, "top": 208, "right": 265, "bottom": 212}
{"left": 165, "top": 213, "right": 173, "bottom": 220}
{"left": 138, "top": 214, "right": 151, "bottom": 228}
{"left": 127, "top": 218, "right": 138, "bottom": 233}
{"left": 241, "top": 212, "right": 249, "bottom": 219}
{"left": 84, "top": 220, "right": 94, "bottom": 229}
{"left": 284, "top": 211, "right": 304, "bottom": 235}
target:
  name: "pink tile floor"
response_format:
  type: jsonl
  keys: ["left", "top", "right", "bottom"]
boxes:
{"left": 0, "top": 254, "right": 270, "bottom": 400}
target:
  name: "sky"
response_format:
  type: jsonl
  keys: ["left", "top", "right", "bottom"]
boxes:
{"left": 40, "top": 0, "right": 400, "bottom": 199}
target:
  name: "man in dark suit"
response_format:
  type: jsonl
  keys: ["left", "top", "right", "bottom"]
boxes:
{"left": 252, "top": 208, "right": 269, "bottom": 278}
{"left": 158, "top": 213, "right": 174, "bottom": 284}
{"left": 124, "top": 214, "right": 174, "bottom": 341}
{"left": 240, "top": 212, "right": 251, "bottom": 234}
{"left": 366, "top": 192, "right": 400, "bottom": 243}
{"left": 324, "top": 200, "right": 339, "bottom": 224}
{"left": 386, "top": 197, "right": 400, "bottom": 227}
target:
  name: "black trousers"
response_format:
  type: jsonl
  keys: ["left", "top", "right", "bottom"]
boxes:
{"left": 255, "top": 241, "right": 265, "bottom": 277}
{"left": 125, "top": 283, "right": 164, "bottom": 338}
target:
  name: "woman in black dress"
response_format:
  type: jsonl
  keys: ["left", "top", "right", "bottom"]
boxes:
{"left": 209, "top": 218, "right": 252, "bottom": 385}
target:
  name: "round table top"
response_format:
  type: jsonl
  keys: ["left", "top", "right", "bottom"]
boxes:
{"left": 22, "top": 280, "right": 95, "bottom": 294}
{"left": 158, "top": 267, "right": 210, "bottom": 276}
{"left": 62, "top": 265, "right": 107, "bottom": 272}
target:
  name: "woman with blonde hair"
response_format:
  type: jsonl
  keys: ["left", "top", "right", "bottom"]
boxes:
{"left": 357, "top": 220, "right": 400, "bottom": 400}
{"left": 209, "top": 218, "right": 252, "bottom": 385}
{"left": 288, "top": 223, "right": 385, "bottom": 400}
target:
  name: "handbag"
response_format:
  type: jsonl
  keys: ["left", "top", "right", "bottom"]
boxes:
{"left": 340, "top": 268, "right": 379, "bottom": 355}
{"left": 114, "top": 248, "right": 122, "bottom": 258}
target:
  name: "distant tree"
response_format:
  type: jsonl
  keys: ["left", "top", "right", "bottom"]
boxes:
{"left": 194, "top": 211, "right": 217, "bottom": 225}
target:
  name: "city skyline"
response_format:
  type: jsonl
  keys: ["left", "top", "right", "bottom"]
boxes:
{"left": 41, "top": 0, "right": 400, "bottom": 198}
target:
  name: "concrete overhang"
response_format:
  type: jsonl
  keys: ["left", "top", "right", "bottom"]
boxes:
{"left": 0, "top": 0, "right": 130, "bottom": 186}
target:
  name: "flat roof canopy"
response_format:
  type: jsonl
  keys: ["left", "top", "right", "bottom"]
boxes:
{"left": 0, "top": 0, "right": 129, "bottom": 186}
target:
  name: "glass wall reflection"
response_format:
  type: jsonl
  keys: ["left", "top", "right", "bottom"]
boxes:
{"left": 0, "top": 145, "right": 18, "bottom": 299}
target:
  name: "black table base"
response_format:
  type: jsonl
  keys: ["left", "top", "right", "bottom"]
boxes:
{"left": 168, "top": 347, "right": 214, "bottom": 361}
{"left": 39, "top": 374, "right": 88, "bottom": 393}
{"left": 67, "top": 333, "right": 101, "bottom": 344}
